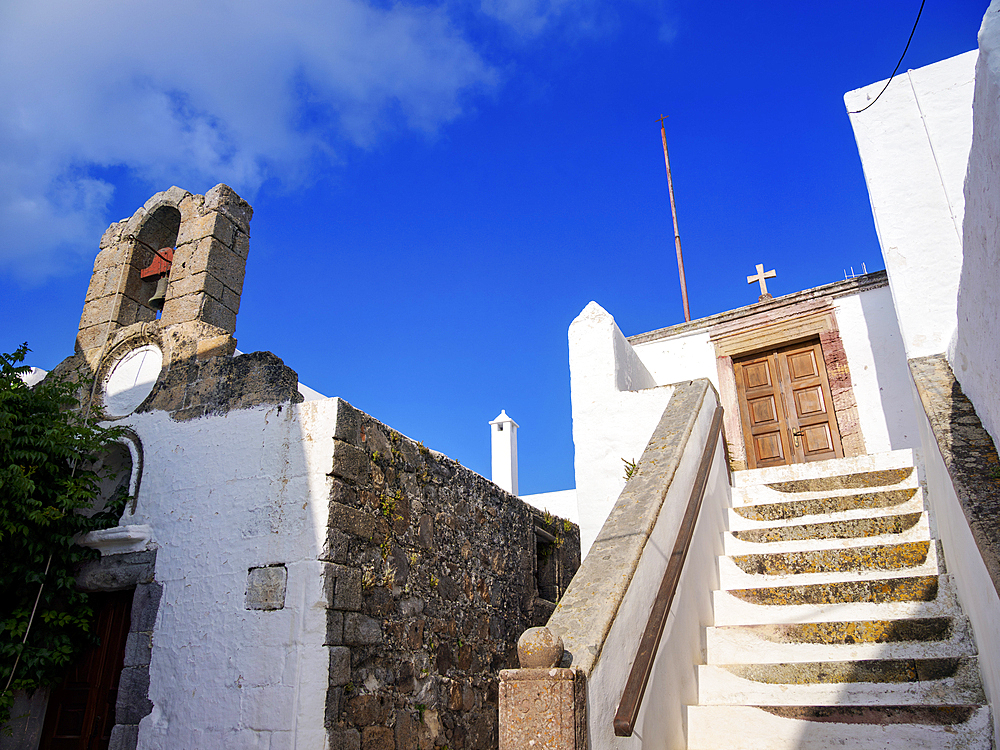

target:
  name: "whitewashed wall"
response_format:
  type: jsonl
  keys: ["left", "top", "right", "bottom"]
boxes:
{"left": 846, "top": 51, "right": 977, "bottom": 359}
{"left": 519, "top": 489, "right": 579, "bottom": 525}
{"left": 569, "top": 302, "right": 674, "bottom": 557}
{"left": 954, "top": 0, "right": 1000, "bottom": 449}
{"left": 632, "top": 330, "right": 718, "bottom": 390}
{"left": 118, "top": 399, "right": 338, "bottom": 750}
{"left": 832, "top": 287, "right": 919, "bottom": 453}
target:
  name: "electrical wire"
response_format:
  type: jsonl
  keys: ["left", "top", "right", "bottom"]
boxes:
{"left": 848, "top": 0, "right": 926, "bottom": 114}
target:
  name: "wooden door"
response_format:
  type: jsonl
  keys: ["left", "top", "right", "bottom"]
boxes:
{"left": 40, "top": 590, "right": 132, "bottom": 750}
{"left": 734, "top": 340, "right": 843, "bottom": 469}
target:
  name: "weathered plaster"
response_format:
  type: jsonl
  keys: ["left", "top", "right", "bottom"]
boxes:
{"left": 954, "top": 0, "right": 1000, "bottom": 450}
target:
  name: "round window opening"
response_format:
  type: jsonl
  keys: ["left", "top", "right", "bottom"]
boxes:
{"left": 103, "top": 345, "right": 163, "bottom": 417}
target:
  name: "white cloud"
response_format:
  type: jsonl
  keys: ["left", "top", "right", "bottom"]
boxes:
{"left": 0, "top": 0, "right": 498, "bottom": 282}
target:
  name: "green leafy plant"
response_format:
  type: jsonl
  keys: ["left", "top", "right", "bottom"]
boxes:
{"left": 0, "top": 345, "right": 127, "bottom": 725}
{"left": 622, "top": 458, "right": 638, "bottom": 481}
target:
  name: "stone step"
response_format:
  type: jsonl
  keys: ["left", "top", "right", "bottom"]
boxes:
{"left": 719, "top": 542, "right": 938, "bottom": 589}
{"left": 730, "top": 487, "right": 921, "bottom": 522}
{"left": 729, "top": 512, "right": 927, "bottom": 545}
{"left": 734, "top": 449, "right": 917, "bottom": 489}
{"left": 724, "top": 514, "right": 933, "bottom": 556}
{"left": 707, "top": 617, "right": 976, "bottom": 664}
{"left": 713, "top": 574, "right": 962, "bottom": 626}
{"left": 734, "top": 473, "right": 919, "bottom": 507}
{"left": 697, "top": 656, "right": 986, "bottom": 705}
{"left": 727, "top": 497, "right": 926, "bottom": 534}
{"left": 687, "top": 704, "right": 992, "bottom": 750}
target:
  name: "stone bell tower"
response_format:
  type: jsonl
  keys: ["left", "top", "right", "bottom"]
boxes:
{"left": 58, "top": 184, "right": 300, "bottom": 421}
{"left": 77, "top": 184, "right": 251, "bottom": 368}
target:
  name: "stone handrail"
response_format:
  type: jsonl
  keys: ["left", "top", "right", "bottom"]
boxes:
{"left": 612, "top": 403, "right": 723, "bottom": 736}
{"left": 500, "top": 378, "right": 728, "bottom": 749}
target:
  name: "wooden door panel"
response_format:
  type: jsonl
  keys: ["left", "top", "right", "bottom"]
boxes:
{"left": 786, "top": 349, "right": 819, "bottom": 380}
{"left": 748, "top": 395, "right": 779, "bottom": 425}
{"left": 742, "top": 360, "right": 773, "bottom": 389}
{"left": 801, "top": 423, "right": 834, "bottom": 455}
{"left": 792, "top": 385, "right": 826, "bottom": 417}
{"left": 753, "top": 432, "right": 785, "bottom": 462}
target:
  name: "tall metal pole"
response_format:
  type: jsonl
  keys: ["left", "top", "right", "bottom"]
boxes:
{"left": 658, "top": 115, "right": 691, "bottom": 322}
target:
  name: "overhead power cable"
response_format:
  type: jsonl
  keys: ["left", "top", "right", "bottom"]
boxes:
{"left": 848, "top": 0, "right": 926, "bottom": 114}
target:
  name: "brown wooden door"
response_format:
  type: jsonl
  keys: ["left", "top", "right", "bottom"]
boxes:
{"left": 735, "top": 340, "right": 843, "bottom": 469}
{"left": 40, "top": 590, "right": 132, "bottom": 750}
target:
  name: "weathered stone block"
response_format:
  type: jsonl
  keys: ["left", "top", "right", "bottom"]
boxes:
{"left": 326, "top": 610, "right": 345, "bottom": 645}
{"left": 233, "top": 229, "right": 250, "bottom": 260}
{"left": 116, "top": 667, "right": 152, "bottom": 724}
{"left": 108, "top": 723, "right": 139, "bottom": 750}
{"left": 159, "top": 293, "right": 202, "bottom": 327}
{"left": 129, "top": 582, "right": 162, "bottom": 633}
{"left": 344, "top": 613, "right": 383, "bottom": 645}
{"left": 361, "top": 726, "right": 394, "bottom": 750}
{"left": 328, "top": 728, "right": 361, "bottom": 750}
{"left": 325, "top": 686, "right": 345, "bottom": 727}
{"left": 78, "top": 295, "right": 118, "bottom": 330}
{"left": 329, "top": 646, "right": 351, "bottom": 686}
{"left": 324, "top": 563, "right": 362, "bottom": 611}
{"left": 76, "top": 324, "right": 110, "bottom": 354}
{"left": 164, "top": 270, "right": 223, "bottom": 302}
{"left": 175, "top": 211, "right": 235, "bottom": 248}
{"left": 76, "top": 550, "right": 156, "bottom": 592}
{"left": 332, "top": 441, "right": 370, "bottom": 484}
{"left": 418, "top": 514, "right": 434, "bottom": 549}
{"left": 322, "top": 527, "right": 350, "bottom": 564}
{"left": 246, "top": 565, "right": 287, "bottom": 610}
{"left": 99, "top": 221, "right": 126, "bottom": 250}
{"left": 204, "top": 183, "right": 253, "bottom": 234}
{"left": 200, "top": 295, "right": 237, "bottom": 334}
{"left": 329, "top": 501, "right": 376, "bottom": 539}
{"left": 124, "top": 631, "right": 151, "bottom": 668}
{"left": 395, "top": 710, "right": 419, "bottom": 749}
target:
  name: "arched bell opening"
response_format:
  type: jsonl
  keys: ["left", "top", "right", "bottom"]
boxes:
{"left": 135, "top": 205, "right": 181, "bottom": 319}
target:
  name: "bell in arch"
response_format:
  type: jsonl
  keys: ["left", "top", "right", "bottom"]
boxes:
{"left": 148, "top": 276, "right": 169, "bottom": 311}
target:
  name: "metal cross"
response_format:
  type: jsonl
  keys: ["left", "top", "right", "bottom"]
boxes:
{"left": 747, "top": 263, "right": 776, "bottom": 300}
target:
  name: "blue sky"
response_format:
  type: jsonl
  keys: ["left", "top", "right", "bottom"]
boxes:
{"left": 0, "top": 0, "right": 988, "bottom": 494}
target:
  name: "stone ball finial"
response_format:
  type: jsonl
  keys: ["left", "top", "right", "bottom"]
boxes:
{"left": 518, "top": 627, "right": 564, "bottom": 668}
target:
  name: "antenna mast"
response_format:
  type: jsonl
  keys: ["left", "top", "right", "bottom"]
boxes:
{"left": 658, "top": 115, "right": 691, "bottom": 322}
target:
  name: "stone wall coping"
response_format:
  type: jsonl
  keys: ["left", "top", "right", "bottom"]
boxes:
{"left": 499, "top": 668, "right": 577, "bottom": 682}
{"left": 544, "top": 379, "right": 712, "bottom": 676}
{"left": 910, "top": 353, "right": 1000, "bottom": 595}
{"left": 627, "top": 270, "right": 888, "bottom": 345}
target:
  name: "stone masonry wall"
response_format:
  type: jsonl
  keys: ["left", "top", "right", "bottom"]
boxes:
{"left": 324, "top": 400, "right": 581, "bottom": 750}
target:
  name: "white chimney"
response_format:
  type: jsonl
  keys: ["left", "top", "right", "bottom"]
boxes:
{"left": 489, "top": 410, "right": 519, "bottom": 496}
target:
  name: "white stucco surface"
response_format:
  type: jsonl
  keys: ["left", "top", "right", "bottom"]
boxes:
{"left": 584, "top": 391, "right": 727, "bottom": 749}
{"left": 115, "top": 398, "right": 338, "bottom": 750}
{"left": 569, "top": 302, "right": 674, "bottom": 557}
{"left": 954, "top": 1, "right": 1000, "bottom": 449}
{"left": 631, "top": 330, "right": 718, "bottom": 390}
{"left": 832, "top": 287, "right": 919, "bottom": 453}
{"left": 519, "top": 489, "right": 578, "bottom": 526}
{"left": 846, "top": 51, "right": 977, "bottom": 359}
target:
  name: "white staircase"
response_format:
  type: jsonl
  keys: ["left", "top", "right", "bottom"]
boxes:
{"left": 687, "top": 449, "right": 993, "bottom": 749}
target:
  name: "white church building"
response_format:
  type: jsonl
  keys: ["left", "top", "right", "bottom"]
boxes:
{"left": 500, "top": 4, "right": 1000, "bottom": 749}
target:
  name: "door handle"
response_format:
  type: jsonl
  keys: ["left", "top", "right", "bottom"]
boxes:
{"left": 790, "top": 429, "right": 803, "bottom": 447}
